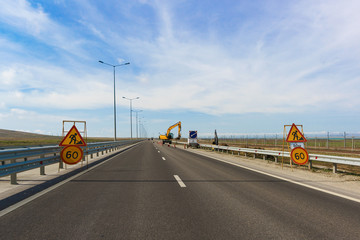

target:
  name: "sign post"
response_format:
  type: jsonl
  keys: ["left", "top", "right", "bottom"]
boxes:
{"left": 284, "top": 123, "right": 309, "bottom": 167}
{"left": 188, "top": 131, "right": 199, "bottom": 148}
{"left": 59, "top": 122, "right": 87, "bottom": 167}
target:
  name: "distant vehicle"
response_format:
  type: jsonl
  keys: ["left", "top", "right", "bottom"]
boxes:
{"left": 159, "top": 121, "right": 181, "bottom": 144}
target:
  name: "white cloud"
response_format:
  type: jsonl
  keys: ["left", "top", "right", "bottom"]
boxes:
{"left": 0, "top": 102, "right": 5, "bottom": 109}
{"left": 0, "top": 0, "right": 359, "bottom": 118}
{"left": 0, "top": 0, "right": 89, "bottom": 57}
{"left": 0, "top": 68, "right": 17, "bottom": 86}
{"left": 114, "top": 0, "right": 360, "bottom": 115}
{"left": 0, "top": 108, "right": 61, "bottom": 121}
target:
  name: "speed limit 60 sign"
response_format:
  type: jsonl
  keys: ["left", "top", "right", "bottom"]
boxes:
{"left": 290, "top": 147, "right": 309, "bottom": 165}
{"left": 61, "top": 146, "right": 83, "bottom": 165}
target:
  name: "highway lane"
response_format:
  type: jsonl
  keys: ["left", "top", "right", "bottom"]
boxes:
{"left": 1, "top": 141, "right": 360, "bottom": 239}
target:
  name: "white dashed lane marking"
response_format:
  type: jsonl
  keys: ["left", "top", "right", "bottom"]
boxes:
{"left": 174, "top": 175, "right": 186, "bottom": 188}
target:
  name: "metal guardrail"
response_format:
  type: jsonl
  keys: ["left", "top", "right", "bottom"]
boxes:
{"left": 0, "top": 140, "right": 141, "bottom": 184}
{"left": 176, "top": 142, "right": 360, "bottom": 173}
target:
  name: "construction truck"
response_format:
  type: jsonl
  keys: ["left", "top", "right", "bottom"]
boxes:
{"left": 159, "top": 121, "right": 181, "bottom": 144}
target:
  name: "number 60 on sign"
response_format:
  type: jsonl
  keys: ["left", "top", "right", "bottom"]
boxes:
{"left": 290, "top": 147, "right": 309, "bottom": 165}
{"left": 61, "top": 146, "right": 83, "bottom": 165}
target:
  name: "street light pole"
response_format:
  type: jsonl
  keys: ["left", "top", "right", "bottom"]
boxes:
{"left": 98, "top": 60, "right": 130, "bottom": 141}
{"left": 141, "top": 120, "right": 147, "bottom": 138}
{"left": 133, "top": 110, "right": 142, "bottom": 138}
{"left": 122, "top": 96, "right": 139, "bottom": 139}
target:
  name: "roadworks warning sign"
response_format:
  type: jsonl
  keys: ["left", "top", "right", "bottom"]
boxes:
{"left": 59, "top": 125, "right": 87, "bottom": 146}
{"left": 286, "top": 123, "right": 307, "bottom": 143}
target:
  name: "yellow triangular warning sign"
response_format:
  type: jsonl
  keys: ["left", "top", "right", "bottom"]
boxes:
{"left": 286, "top": 123, "right": 307, "bottom": 142}
{"left": 59, "top": 125, "right": 87, "bottom": 146}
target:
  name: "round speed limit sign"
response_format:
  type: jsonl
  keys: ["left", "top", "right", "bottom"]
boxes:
{"left": 61, "top": 146, "right": 83, "bottom": 165}
{"left": 290, "top": 147, "right": 309, "bottom": 165}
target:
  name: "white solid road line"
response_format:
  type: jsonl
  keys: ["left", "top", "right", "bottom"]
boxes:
{"left": 162, "top": 157, "right": 166, "bottom": 161}
{"left": 174, "top": 175, "right": 186, "bottom": 188}
{"left": 0, "top": 144, "right": 136, "bottom": 218}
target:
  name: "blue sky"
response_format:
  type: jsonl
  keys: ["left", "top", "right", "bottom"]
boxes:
{"left": 0, "top": 0, "right": 360, "bottom": 138}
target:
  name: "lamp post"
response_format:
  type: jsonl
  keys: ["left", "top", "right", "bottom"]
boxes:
{"left": 132, "top": 110, "right": 143, "bottom": 138}
{"left": 122, "top": 96, "right": 139, "bottom": 139}
{"left": 98, "top": 60, "right": 130, "bottom": 141}
{"left": 142, "top": 120, "right": 147, "bottom": 138}
{"left": 140, "top": 119, "right": 146, "bottom": 138}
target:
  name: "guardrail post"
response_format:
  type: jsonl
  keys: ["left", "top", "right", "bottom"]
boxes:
{"left": 11, "top": 173, "right": 17, "bottom": 185}
{"left": 10, "top": 159, "right": 17, "bottom": 184}
{"left": 333, "top": 163, "right": 337, "bottom": 173}
{"left": 253, "top": 154, "right": 256, "bottom": 159}
{"left": 40, "top": 154, "right": 45, "bottom": 175}
{"left": 245, "top": 153, "right": 247, "bottom": 157}
{"left": 275, "top": 157, "right": 278, "bottom": 163}
{"left": 263, "top": 155, "right": 266, "bottom": 160}
{"left": 40, "top": 166, "right": 45, "bottom": 175}
{"left": 308, "top": 160, "right": 312, "bottom": 170}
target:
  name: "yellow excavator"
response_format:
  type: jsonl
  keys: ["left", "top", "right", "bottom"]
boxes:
{"left": 159, "top": 121, "right": 181, "bottom": 144}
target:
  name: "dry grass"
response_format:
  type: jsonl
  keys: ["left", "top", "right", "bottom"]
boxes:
{"left": 198, "top": 139, "right": 360, "bottom": 175}
{"left": 0, "top": 129, "right": 119, "bottom": 147}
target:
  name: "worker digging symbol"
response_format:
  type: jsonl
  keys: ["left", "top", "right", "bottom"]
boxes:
{"left": 292, "top": 130, "right": 299, "bottom": 141}
{"left": 292, "top": 129, "right": 304, "bottom": 141}
{"left": 69, "top": 133, "right": 78, "bottom": 145}
{"left": 69, "top": 132, "right": 83, "bottom": 145}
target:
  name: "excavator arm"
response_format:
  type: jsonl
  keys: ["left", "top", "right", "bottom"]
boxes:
{"left": 159, "top": 121, "right": 181, "bottom": 143}
{"left": 166, "top": 121, "right": 181, "bottom": 138}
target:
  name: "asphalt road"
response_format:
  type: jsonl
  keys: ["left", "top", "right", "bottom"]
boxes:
{"left": 1, "top": 141, "right": 360, "bottom": 239}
